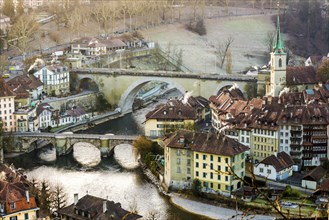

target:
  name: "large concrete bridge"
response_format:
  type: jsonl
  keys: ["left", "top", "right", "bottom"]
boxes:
{"left": 12, "top": 132, "right": 138, "bottom": 156}
{"left": 71, "top": 68, "right": 257, "bottom": 114}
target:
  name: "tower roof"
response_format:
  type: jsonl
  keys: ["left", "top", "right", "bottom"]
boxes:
{"left": 273, "top": 2, "right": 285, "bottom": 54}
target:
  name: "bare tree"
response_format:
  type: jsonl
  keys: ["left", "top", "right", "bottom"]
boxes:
{"left": 264, "top": 31, "right": 276, "bottom": 55}
{"left": 8, "top": 14, "right": 39, "bottom": 56}
{"left": 50, "top": 183, "right": 67, "bottom": 212}
{"left": 226, "top": 49, "right": 232, "bottom": 74}
{"left": 216, "top": 36, "right": 234, "bottom": 68}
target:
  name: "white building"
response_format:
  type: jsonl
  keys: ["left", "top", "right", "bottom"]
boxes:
{"left": 33, "top": 65, "right": 70, "bottom": 96}
{"left": 0, "top": 78, "right": 15, "bottom": 131}
{"left": 254, "top": 152, "right": 294, "bottom": 181}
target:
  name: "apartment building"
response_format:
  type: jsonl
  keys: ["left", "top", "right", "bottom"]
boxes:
{"left": 0, "top": 78, "right": 15, "bottom": 131}
{"left": 162, "top": 130, "right": 248, "bottom": 196}
{"left": 33, "top": 64, "right": 70, "bottom": 96}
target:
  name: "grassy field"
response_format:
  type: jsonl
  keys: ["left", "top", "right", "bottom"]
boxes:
{"left": 141, "top": 14, "right": 277, "bottom": 74}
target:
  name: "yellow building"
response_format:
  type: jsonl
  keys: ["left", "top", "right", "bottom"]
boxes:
{"left": 162, "top": 133, "right": 193, "bottom": 189}
{"left": 145, "top": 100, "right": 197, "bottom": 137}
{"left": 162, "top": 130, "right": 248, "bottom": 195}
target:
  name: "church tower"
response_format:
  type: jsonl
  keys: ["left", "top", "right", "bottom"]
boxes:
{"left": 268, "top": 2, "right": 286, "bottom": 97}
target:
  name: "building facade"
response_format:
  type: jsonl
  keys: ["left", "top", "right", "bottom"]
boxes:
{"left": 162, "top": 130, "right": 248, "bottom": 196}
{"left": 33, "top": 65, "right": 70, "bottom": 96}
{"left": 0, "top": 78, "right": 15, "bottom": 131}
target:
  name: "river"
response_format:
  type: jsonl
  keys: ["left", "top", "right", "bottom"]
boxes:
{"left": 6, "top": 90, "right": 211, "bottom": 219}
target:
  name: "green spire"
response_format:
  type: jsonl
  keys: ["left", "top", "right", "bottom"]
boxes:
{"left": 274, "top": 1, "right": 285, "bottom": 54}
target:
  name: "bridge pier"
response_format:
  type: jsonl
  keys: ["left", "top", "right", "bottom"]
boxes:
{"left": 100, "top": 137, "right": 110, "bottom": 157}
{"left": 55, "top": 136, "right": 69, "bottom": 155}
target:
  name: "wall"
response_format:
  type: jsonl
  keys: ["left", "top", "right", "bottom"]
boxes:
{"left": 44, "top": 92, "right": 97, "bottom": 111}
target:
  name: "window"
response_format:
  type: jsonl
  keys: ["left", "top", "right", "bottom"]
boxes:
{"left": 24, "top": 213, "right": 29, "bottom": 220}
{"left": 196, "top": 153, "right": 199, "bottom": 159}
{"left": 177, "top": 158, "right": 180, "bottom": 164}
{"left": 218, "top": 184, "right": 221, "bottom": 190}
{"left": 10, "top": 217, "right": 17, "bottom": 220}
{"left": 260, "top": 168, "right": 264, "bottom": 173}
{"left": 218, "top": 156, "right": 221, "bottom": 162}
{"left": 176, "top": 150, "right": 180, "bottom": 156}
{"left": 177, "top": 167, "right": 181, "bottom": 173}
{"left": 210, "top": 163, "right": 213, "bottom": 169}
{"left": 217, "top": 175, "right": 221, "bottom": 180}
{"left": 187, "top": 159, "right": 191, "bottom": 166}
{"left": 217, "top": 165, "right": 221, "bottom": 171}
{"left": 203, "top": 172, "right": 207, "bottom": 178}
{"left": 196, "top": 162, "right": 199, "bottom": 168}
{"left": 225, "top": 176, "right": 228, "bottom": 181}
{"left": 196, "top": 171, "right": 199, "bottom": 177}
{"left": 210, "top": 172, "right": 213, "bottom": 179}
{"left": 203, "top": 163, "right": 207, "bottom": 169}
{"left": 210, "top": 182, "right": 213, "bottom": 188}
{"left": 225, "top": 166, "right": 228, "bottom": 172}
{"left": 267, "top": 169, "right": 271, "bottom": 174}
{"left": 225, "top": 158, "right": 229, "bottom": 164}
{"left": 187, "top": 167, "right": 191, "bottom": 174}
{"left": 210, "top": 155, "right": 213, "bottom": 161}
{"left": 10, "top": 202, "right": 15, "bottom": 210}
{"left": 203, "top": 155, "right": 207, "bottom": 160}
{"left": 225, "top": 185, "right": 230, "bottom": 191}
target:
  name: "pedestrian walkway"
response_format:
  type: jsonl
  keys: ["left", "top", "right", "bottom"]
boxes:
{"left": 170, "top": 194, "right": 275, "bottom": 220}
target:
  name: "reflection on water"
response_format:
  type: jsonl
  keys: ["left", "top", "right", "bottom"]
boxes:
{"left": 77, "top": 113, "right": 142, "bottom": 135}
{"left": 5, "top": 146, "right": 205, "bottom": 220}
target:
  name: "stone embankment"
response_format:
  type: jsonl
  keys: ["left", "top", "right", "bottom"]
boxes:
{"left": 138, "top": 160, "right": 169, "bottom": 197}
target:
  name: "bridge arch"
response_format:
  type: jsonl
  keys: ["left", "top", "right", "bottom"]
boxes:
{"left": 214, "top": 82, "right": 237, "bottom": 95}
{"left": 118, "top": 77, "right": 186, "bottom": 113}
{"left": 78, "top": 77, "right": 100, "bottom": 92}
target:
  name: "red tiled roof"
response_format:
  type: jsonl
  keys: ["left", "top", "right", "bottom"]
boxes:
{"left": 146, "top": 100, "right": 197, "bottom": 120}
{"left": 286, "top": 66, "right": 317, "bottom": 85}
{"left": 0, "top": 77, "right": 15, "bottom": 97}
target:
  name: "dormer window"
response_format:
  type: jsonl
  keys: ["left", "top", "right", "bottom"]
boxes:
{"left": 163, "top": 110, "right": 167, "bottom": 115}
{"left": 179, "top": 136, "right": 184, "bottom": 143}
{"left": 10, "top": 202, "right": 16, "bottom": 210}
{"left": 178, "top": 110, "right": 182, "bottom": 115}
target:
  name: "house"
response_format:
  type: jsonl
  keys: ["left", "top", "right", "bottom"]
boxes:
{"left": 36, "top": 103, "right": 54, "bottom": 130}
{"left": 102, "top": 38, "right": 127, "bottom": 52}
{"left": 305, "top": 54, "right": 329, "bottom": 68}
{"left": 14, "top": 107, "right": 38, "bottom": 132}
{"left": 7, "top": 74, "right": 43, "bottom": 108}
{"left": 314, "top": 178, "right": 329, "bottom": 208}
{"left": 302, "top": 166, "right": 326, "bottom": 190}
{"left": 0, "top": 77, "right": 15, "bottom": 131}
{"left": 71, "top": 38, "right": 106, "bottom": 56}
{"left": 160, "top": 130, "right": 194, "bottom": 190}
{"left": 254, "top": 152, "right": 294, "bottom": 181}
{"left": 232, "top": 186, "right": 257, "bottom": 202}
{"left": 144, "top": 99, "right": 197, "bottom": 137}
{"left": 161, "top": 130, "right": 249, "bottom": 196}
{"left": 58, "top": 194, "right": 142, "bottom": 220}
{"left": 209, "top": 86, "right": 247, "bottom": 131}
{"left": 0, "top": 164, "right": 39, "bottom": 220}
{"left": 66, "top": 106, "right": 88, "bottom": 123}
{"left": 33, "top": 65, "right": 70, "bottom": 96}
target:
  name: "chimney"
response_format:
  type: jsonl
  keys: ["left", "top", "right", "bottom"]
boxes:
{"left": 103, "top": 200, "right": 107, "bottom": 213}
{"left": 25, "top": 190, "right": 30, "bottom": 203}
{"left": 74, "top": 193, "right": 78, "bottom": 205}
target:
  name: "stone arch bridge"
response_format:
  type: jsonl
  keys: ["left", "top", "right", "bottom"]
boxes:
{"left": 12, "top": 133, "right": 137, "bottom": 156}
{"left": 71, "top": 68, "right": 257, "bottom": 114}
